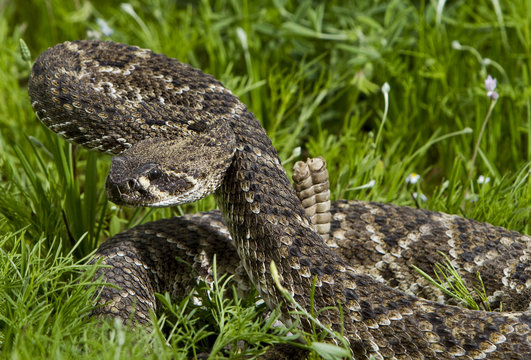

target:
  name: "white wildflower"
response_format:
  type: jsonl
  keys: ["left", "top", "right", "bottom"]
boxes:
{"left": 405, "top": 173, "right": 421, "bottom": 184}
{"left": 412, "top": 192, "right": 427, "bottom": 202}
{"left": 477, "top": 175, "right": 490, "bottom": 184}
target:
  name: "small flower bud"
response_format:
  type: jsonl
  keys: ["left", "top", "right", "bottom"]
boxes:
{"left": 485, "top": 75, "right": 497, "bottom": 92}
{"left": 485, "top": 75, "right": 499, "bottom": 100}
{"left": 19, "top": 39, "right": 31, "bottom": 62}
{"left": 451, "top": 40, "right": 462, "bottom": 50}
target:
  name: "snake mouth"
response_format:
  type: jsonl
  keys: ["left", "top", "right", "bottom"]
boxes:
{"left": 105, "top": 174, "right": 199, "bottom": 207}
{"left": 106, "top": 177, "right": 153, "bottom": 207}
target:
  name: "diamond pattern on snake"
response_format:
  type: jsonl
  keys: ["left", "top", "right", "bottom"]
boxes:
{"left": 29, "top": 40, "right": 530, "bottom": 359}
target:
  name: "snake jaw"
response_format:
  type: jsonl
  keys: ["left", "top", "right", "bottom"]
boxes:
{"left": 106, "top": 176, "right": 149, "bottom": 207}
{"left": 106, "top": 159, "right": 198, "bottom": 207}
{"left": 106, "top": 173, "right": 202, "bottom": 207}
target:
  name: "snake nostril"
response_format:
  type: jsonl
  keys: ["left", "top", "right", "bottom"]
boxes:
{"left": 127, "top": 179, "right": 136, "bottom": 190}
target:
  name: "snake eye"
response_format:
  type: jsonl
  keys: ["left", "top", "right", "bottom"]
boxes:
{"left": 148, "top": 168, "right": 162, "bottom": 181}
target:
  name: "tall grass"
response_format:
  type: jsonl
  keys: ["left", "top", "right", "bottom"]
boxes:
{"left": 0, "top": 0, "right": 529, "bottom": 358}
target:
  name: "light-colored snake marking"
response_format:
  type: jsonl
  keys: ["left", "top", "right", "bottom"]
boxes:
{"left": 29, "top": 40, "right": 530, "bottom": 359}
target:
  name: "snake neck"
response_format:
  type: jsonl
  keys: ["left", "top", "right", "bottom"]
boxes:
{"left": 214, "top": 106, "right": 346, "bottom": 315}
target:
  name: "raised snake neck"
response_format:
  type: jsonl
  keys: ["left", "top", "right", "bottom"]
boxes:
{"left": 28, "top": 40, "right": 530, "bottom": 359}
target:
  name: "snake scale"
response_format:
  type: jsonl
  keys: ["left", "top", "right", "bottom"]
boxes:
{"left": 28, "top": 40, "right": 530, "bottom": 359}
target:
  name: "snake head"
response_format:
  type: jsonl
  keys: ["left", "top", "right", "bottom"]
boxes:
{"left": 106, "top": 135, "right": 235, "bottom": 207}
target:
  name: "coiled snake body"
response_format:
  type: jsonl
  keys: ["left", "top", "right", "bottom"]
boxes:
{"left": 29, "top": 41, "right": 530, "bottom": 359}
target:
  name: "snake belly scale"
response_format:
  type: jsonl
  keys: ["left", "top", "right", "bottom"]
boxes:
{"left": 28, "top": 40, "right": 530, "bottom": 359}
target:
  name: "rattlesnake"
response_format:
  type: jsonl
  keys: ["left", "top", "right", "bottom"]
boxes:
{"left": 28, "top": 40, "right": 530, "bottom": 359}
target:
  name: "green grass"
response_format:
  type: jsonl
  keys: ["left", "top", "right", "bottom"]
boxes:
{"left": 0, "top": 0, "right": 530, "bottom": 358}
{"left": 412, "top": 252, "right": 497, "bottom": 312}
